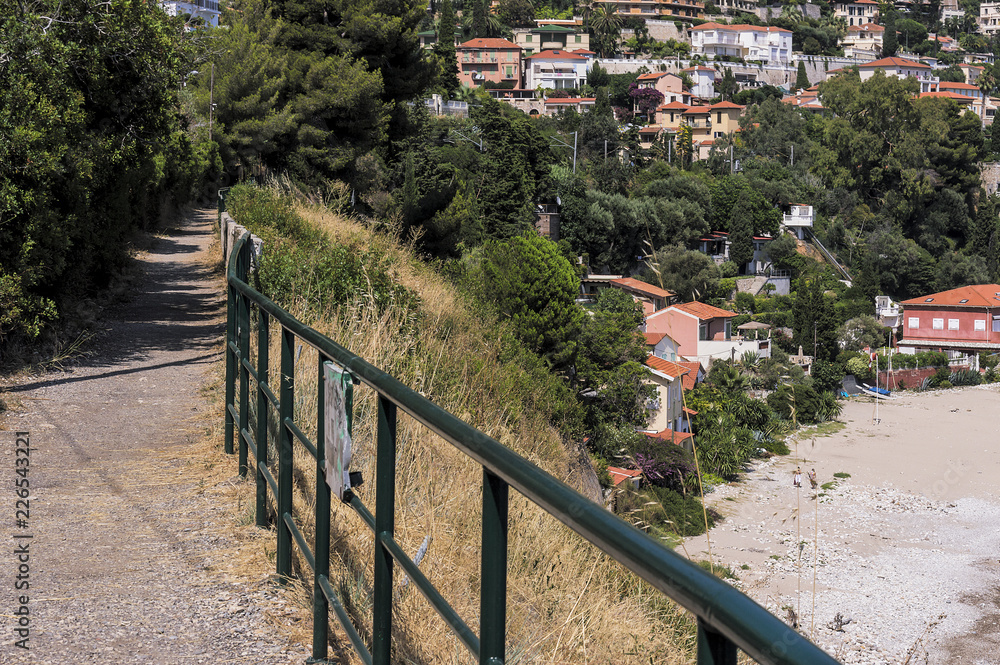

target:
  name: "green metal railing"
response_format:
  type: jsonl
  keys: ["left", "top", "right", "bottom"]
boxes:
{"left": 224, "top": 228, "right": 842, "bottom": 665}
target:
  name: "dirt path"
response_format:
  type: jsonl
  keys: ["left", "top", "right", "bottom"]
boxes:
{"left": 0, "top": 209, "right": 305, "bottom": 664}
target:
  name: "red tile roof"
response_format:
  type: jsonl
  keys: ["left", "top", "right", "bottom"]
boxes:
{"left": 607, "top": 466, "right": 642, "bottom": 486}
{"left": 671, "top": 301, "right": 737, "bottom": 320}
{"left": 645, "top": 355, "right": 690, "bottom": 379}
{"left": 848, "top": 23, "right": 884, "bottom": 31}
{"left": 659, "top": 101, "right": 690, "bottom": 110}
{"left": 639, "top": 125, "right": 663, "bottom": 134}
{"left": 683, "top": 106, "right": 711, "bottom": 115}
{"left": 637, "top": 72, "right": 679, "bottom": 80}
{"left": 939, "top": 81, "right": 980, "bottom": 90}
{"left": 644, "top": 332, "right": 668, "bottom": 346}
{"left": 678, "top": 361, "right": 702, "bottom": 391}
{"left": 460, "top": 38, "right": 519, "bottom": 49}
{"left": 544, "top": 97, "right": 596, "bottom": 105}
{"left": 709, "top": 101, "right": 745, "bottom": 110}
{"left": 919, "top": 91, "right": 973, "bottom": 102}
{"left": 859, "top": 57, "right": 931, "bottom": 70}
{"left": 643, "top": 429, "right": 694, "bottom": 444}
{"left": 611, "top": 277, "right": 675, "bottom": 299}
{"left": 901, "top": 284, "right": 1000, "bottom": 307}
{"left": 526, "top": 49, "right": 587, "bottom": 60}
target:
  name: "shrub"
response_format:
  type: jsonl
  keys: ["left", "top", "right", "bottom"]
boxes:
{"left": 616, "top": 485, "right": 715, "bottom": 537}
{"left": 767, "top": 384, "right": 842, "bottom": 424}
{"left": 939, "top": 380, "right": 953, "bottom": 389}
{"left": 950, "top": 369, "right": 982, "bottom": 386}
{"left": 846, "top": 356, "right": 873, "bottom": 382}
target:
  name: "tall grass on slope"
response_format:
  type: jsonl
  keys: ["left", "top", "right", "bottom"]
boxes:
{"left": 225, "top": 184, "right": 697, "bottom": 663}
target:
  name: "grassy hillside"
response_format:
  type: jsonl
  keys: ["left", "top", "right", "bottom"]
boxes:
{"left": 225, "top": 183, "right": 699, "bottom": 663}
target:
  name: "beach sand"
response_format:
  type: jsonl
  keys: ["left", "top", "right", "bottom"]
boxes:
{"left": 681, "top": 384, "right": 1000, "bottom": 664}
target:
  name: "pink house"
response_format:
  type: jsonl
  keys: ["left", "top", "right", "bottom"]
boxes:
{"left": 899, "top": 284, "right": 1000, "bottom": 357}
{"left": 642, "top": 301, "right": 770, "bottom": 365}
{"left": 457, "top": 38, "right": 522, "bottom": 89}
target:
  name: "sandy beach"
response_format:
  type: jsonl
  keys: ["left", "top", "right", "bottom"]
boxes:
{"left": 682, "top": 384, "right": 1000, "bottom": 664}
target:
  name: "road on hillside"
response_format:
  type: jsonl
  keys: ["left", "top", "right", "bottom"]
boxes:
{"left": 0, "top": 209, "right": 311, "bottom": 664}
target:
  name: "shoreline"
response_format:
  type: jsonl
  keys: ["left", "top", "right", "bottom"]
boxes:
{"left": 680, "top": 384, "right": 1000, "bottom": 664}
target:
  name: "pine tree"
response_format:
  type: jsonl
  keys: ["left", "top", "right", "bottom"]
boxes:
{"left": 435, "top": 0, "right": 460, "bottom": 97}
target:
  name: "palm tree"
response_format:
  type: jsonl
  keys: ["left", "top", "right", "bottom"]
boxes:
{"left": 589, "top": 3, "right": 623, "bottom": 58}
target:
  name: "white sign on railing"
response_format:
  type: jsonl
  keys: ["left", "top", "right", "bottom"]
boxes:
{"left": 324, "top": 362, "right": 355, "bottom": 501}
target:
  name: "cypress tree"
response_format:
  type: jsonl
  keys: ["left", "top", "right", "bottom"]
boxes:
{"left": 435, "top": 0, "right": 460, "bottom": 97}
{"left": 882, "top": 10, "right": 898, "bottom": 57}
{"left": 795, "top": 61, "right": 810, "bottom": 91}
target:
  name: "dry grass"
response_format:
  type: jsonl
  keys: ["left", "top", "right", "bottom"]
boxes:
{"left": 203, "top": 202, "right": 699, "bottom": 663}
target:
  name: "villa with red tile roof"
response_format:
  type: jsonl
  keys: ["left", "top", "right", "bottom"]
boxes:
{"left": 689, "top": 23, "right": 793, "bottom": 63}
{"left": 681, "top": 66, "right": 716, "bottom": 99}
{"left": 899, "top": 284, "right": 1000, "bottom": 356}
{"left": 642, "top": 301, "right": 770, "bottom": 365}
{"left": 841, "top": 23, "right": 883, "bottom": 58}
{"left": 609, "top": 278, "right": 676, "bottom": 312}
{"left": 857, "top": 57, "right": 937, "bottom": 93}
{"left": 457, "top": 38, "right": 522, "bottom": 88}
{"left": 643, "top": 355, "right": 691, "bottom": 433}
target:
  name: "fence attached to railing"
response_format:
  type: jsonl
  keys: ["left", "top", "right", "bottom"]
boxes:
{"left": 224, "top": 223, "right": 842, "bottom": 665}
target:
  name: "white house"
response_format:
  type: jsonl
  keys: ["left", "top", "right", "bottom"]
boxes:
{"left": 681, "top": 66, "right": 716, "bottom": 99}
{"left": 856, "top": 56, "right": 938, "bottom": 93}
{"left": 689, "top": 23, "right": 793, "bottom": 64}
{"left": 981, "top": 1, "right": 1000, "bottom": 35}
{"left": 525, "top": 49, "right": 590, "bottom": 90}
{"left": 841, "top": 23, "right": 883, "bottom": 58}
{"left": 160, "top": 0, "right": 221, "bottom": 27}
{"left": 782, "top": 203, "right": 814, "bottom": 240}
{"left": 833, "top": 0, "right": 879, "bottom": 26}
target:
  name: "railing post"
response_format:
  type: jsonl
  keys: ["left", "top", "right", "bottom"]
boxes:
{"left": 255, "top": 308, "right": 269, "bottom": 528}
{"left": 697, "top": 618, "right": 738, "bottom": 665}
{"left": 312, "top": 355, "right": 331, "bottom": 662}
{"left": 481, "top": 469, "right": 508, "bottom": 665}
{"left": 372, "top": 395, "right": 397, "bottom": 665}
{"left": 277, "top": 326, "right": 295, "bottom": 580}
{"left": 237, "top": 244, "right": 251, "bottom": 478}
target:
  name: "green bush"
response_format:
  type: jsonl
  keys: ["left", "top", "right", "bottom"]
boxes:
{"left": 767, "top": 383, "right": 843, "bottom": 425}
{"left": 939, "top": 380, "right": 953, "bottom": 389}
{"left": 616, "top": 485, "right": 715, "bottom": 537}
{"left": 227, "top": 184, "right": 415, "bottom": 316}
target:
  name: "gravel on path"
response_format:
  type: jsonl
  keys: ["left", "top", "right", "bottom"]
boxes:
{"left": 0, "top": 209, "right": 311, "bottom": 664}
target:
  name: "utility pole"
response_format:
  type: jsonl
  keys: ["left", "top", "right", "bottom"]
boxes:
{"left": 209, "top": 62, "right": 215, "bottom": 142}
{"left": 790, "top": 144, "right": 794, "bottom": 167}
{"left": 573, "top": 130, "right": 578, "bottom": 173}
{"left": 604, "top": 139, "right": 608, "bottom": 161}
{"left": 549, "top": 131, "right": 577, "bottom": 172}
{"left": 730, "top": 142, "right": 734, "bottom": 174}
{"left": 814, "top": 320, "right": 818, "bottom": 360}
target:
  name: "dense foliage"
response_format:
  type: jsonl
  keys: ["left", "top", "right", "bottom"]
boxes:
{"left": 0, "top": 2, "right": 218, "bottom": 350}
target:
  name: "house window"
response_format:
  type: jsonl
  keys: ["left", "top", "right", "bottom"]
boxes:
{"left": 932, "top": 318, "right": 944, "bottom": 330}
{"left": 975, "top": 319, "right": 986, "bottom": 331}
{"left": 699, "top": 322, "right": 709, "bottom": 340}
{"left": 948, "top": 319, "right": 960, "bottom": 330}
{"left": 717, "top": 111, "right": 723, "bottom": 123}
{"left": 908, "top": 317, "right": 919, "bottom": 329}
{"left": 575, "top": 35, "right": 582, "bottom": 43}
{"left": 526, "top": 35, "right": 532, "bottom": 42}
{"left": 994, "top": 316, "right": 1000, "bottom": 332}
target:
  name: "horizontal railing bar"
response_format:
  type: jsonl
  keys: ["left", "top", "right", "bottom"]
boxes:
{"left": 228, "top": 234, "right": 837, "bottom": 665}
{"left": 317, "top": 574, "right": 374, "bottom": 665}
{"left": 284, "top": 512, "right": 317, "bottom": 574}
{"left": 241, "top": 356, "right": 258, "bottom": 381}
{"left": 257, "top": 378, "right": 280, "bottom": 411}
{"left": 348, "top": 494, "right": 376, "bottom": 533}
{"left": 241, "top": 426, "right": 257, "bottom": 460}
{"left": 285, "top": 418, "right": 319, "bottom": 461}
{"left": 260, "top": 462, "right": 279, "bottom": 498}
{"left": 378, "top": 532, "right": 480, "bottom": 659}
